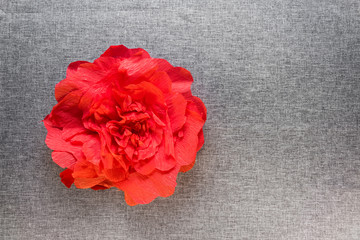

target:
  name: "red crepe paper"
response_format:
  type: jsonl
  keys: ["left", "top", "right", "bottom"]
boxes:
{"left": 43, "top": 45, "right": 206, "bottom": 206}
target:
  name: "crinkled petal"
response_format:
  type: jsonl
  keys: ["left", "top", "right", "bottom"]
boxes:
{"left": 166, "top": 93, "right": 187, "bottom": 133}
{"left": 179, "top": 160, "right": 196, "bottom": 173}
{"left": 103, "top": 168, "right": 126, "bottom": 182}
{"left": 125, "top": 81, "right": 165, "bottom": 107}
{"left": 55, "top": 61, "right": 89, "bottom": 101}
{"left": 59, "top": 169, "right": 74, "bottom": 188}
{"left": 174, "top": 108, "right": 205, "bottom": 166}
{"left": 116, "top": 166, "right": 179, "bottom": 206}
{"left": 187, "top": 96, "right": 207, "bottom": 121}
{"left": 151, "top": 58, "right": 173, "bottom": 72}
{"left": 51, "top": 151, "right": 76, "bottom": 169}
{"left": 91, "top": 184, "right": 111, "bottom": 190}
{"left": 166, "top": 67, "right": 193, "bottom": 95}
{"left": 43, "top": 117, "right": 83, "bottom": 161}
{"left": 100, "top": 45, "right": 150, "bottom": 59}
{"left": 82, "top": 135, "right": 101, "bottom": 165}
{"left": 72, "top": 161, "right": 98, "bottom": 179}
{"left": 197, "top": 128, "right": 205, "bottom": 151}
{"left": 151, "top": 145, "right": 176, "bottom": 172}
{"left": 56, "top": 62, "right": 106, "bottom": 101}
{"left": 118, "top": 57, "right": 158, "bottom": 82}
{"left": 49, "top": 90, "right": 83, "bottom": 128}
{"left": 134, "top": 144, "right": 176, "bottom": 175}
{"left": 74, "top": 176, "right": 107, "bottom": 189}
{"left": 149, "top": 71, "right": 172, "bottom": 93}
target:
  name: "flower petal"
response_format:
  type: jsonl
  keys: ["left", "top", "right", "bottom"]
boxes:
{"left": 82, "top": 135, "right": 101, "bottom": 165}
{"left": 116, "top": 166, "right": 179, "bottom": 206}
{"left": 43, "top": 117, "right": 83, "bottom": 161}
{"left": 197, "top": 128, "right": 205, "bottom": 151}
{"left": 100, "top": 45, "right": 150, "bottom": 59}
{"left": 125, "top": 81, "right": 165, "bottom": 107}
{"left": 174, "top": 109, "right": 205, "bottom": 166}
{"left": 72, "top": 161, "right": 98, "bottom": 179}
{"left": 74, "top": 176, "right": 106, "bottom": 189}
{"left": 166, "top": 93, "right": 187, "bottom": 133}
{"left": 55, "top": 61, "right": 89, "bottom": 101}
{"left": 49, "top": 90, "right": 83, "bottom": 128}
{"left": 152, "top": 145, "right": 176, "bottom": 172}
{"left": 59, "top": 169, "right": 74, "bottom": 188}
{"left": 119, "top": 58, "right": 158, "bottom": 82}
{"left": 103, "top": 168, "right": 126, "bottom": 182}
{"left": 91, "top": 185, "right": 110, "bottom": 190}
{"left": 187, "top": 96, "right": 207, "bottom": 121}
{"left": 179, "top": 160, "right": 196, "bottom": 173}
{"left": 134, "top": 144, "right": 176, "bottom": 175}
{"left": 51, "top": 151, "right": 76, "bottom": 169}
{"left": 148, "top": 71, "right": 172, "bottom": 93}
{"left": 166, "top": 67, "right": 193, "bottom": 95}
{"left": 152, "top": 58, "right": 173, "bottom": 72}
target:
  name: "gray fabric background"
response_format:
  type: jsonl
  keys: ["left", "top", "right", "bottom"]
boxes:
{"left": 1, "top": 0, "right": 360, "bottom": 239}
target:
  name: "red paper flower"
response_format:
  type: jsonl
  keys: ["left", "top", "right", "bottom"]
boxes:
{"left": 43, "top": 45, "right": 206, "bottom": 206}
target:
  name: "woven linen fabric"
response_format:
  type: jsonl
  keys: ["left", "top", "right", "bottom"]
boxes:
{"left": 1, "top": 0, "right": 360, "bottom": 239}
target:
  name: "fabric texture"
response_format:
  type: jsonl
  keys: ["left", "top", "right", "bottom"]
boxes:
{"left": 1, "top": 0, "right": 360, "bottom": 239}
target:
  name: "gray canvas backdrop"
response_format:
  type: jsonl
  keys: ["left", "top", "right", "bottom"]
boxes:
{"left": 1, "top": 0, "right": 360, "bottom": 239}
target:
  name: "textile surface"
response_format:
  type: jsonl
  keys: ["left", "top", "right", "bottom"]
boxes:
{"left": 1, "top": 0, "right": 359, "bottom": 239}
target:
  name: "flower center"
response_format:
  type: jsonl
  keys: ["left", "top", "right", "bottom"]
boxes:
{"left": 106, "top": 111, "right": 150, "bottom": 147}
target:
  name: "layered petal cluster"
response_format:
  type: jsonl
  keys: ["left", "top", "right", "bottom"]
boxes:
{"left": 43, "top": 45, "right": 206, "bottom": 206}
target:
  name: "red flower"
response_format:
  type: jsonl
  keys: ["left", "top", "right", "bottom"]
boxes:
{"left": 43, "top": 45, "right": 206, "bottom": 206}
